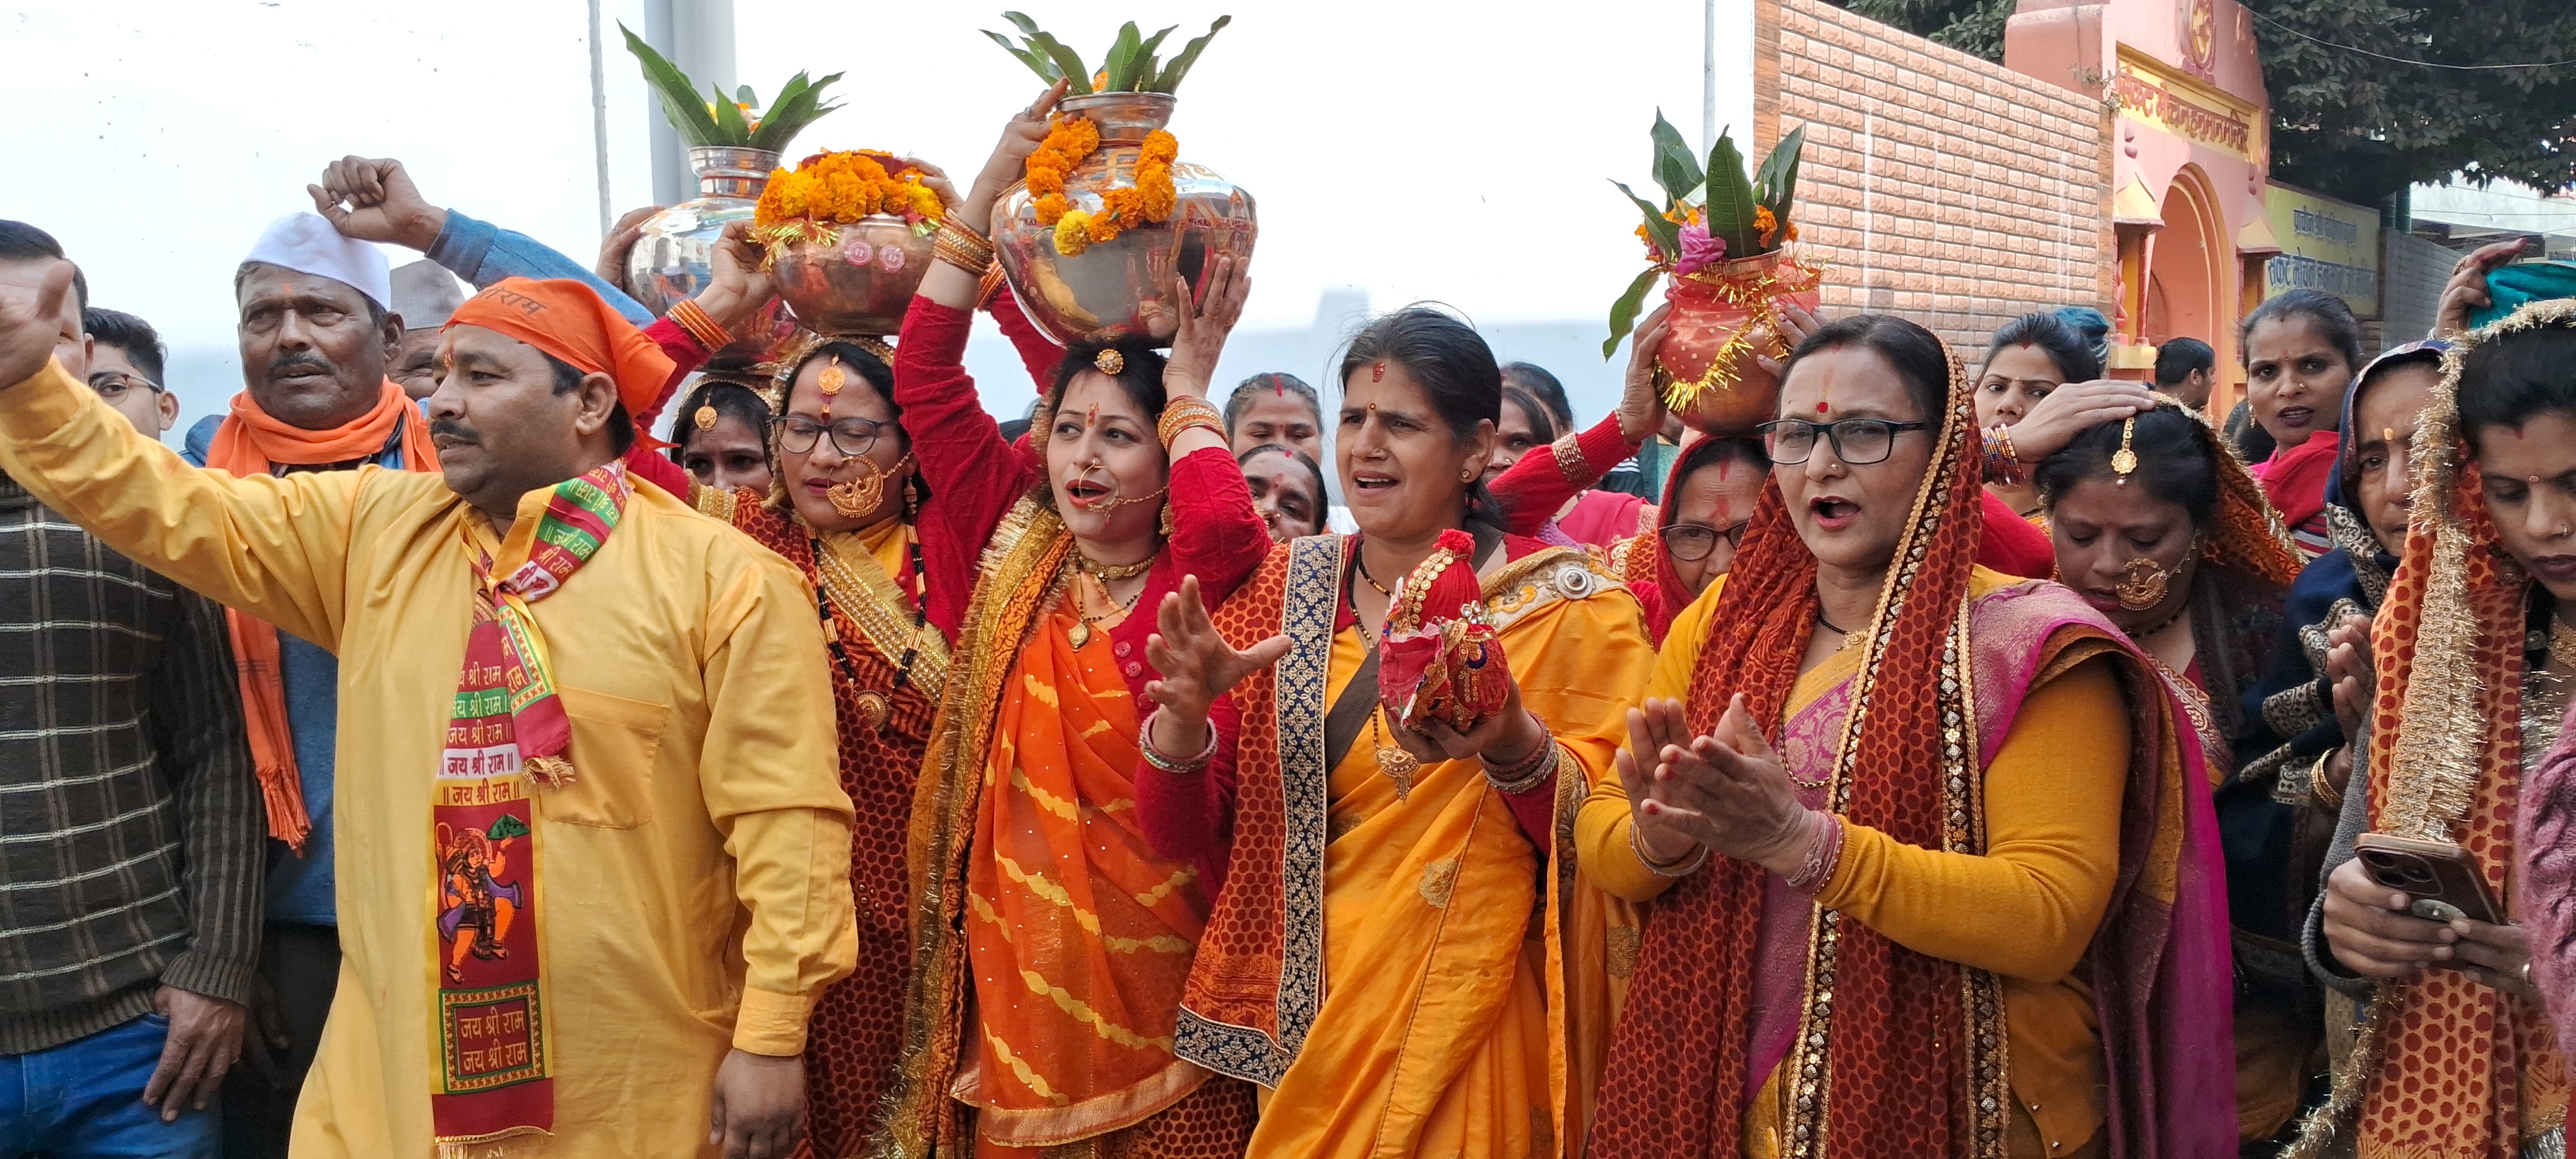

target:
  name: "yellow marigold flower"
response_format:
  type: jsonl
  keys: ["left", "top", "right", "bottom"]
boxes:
{"left": 1054, "top": 210, "right": 1094, "bottom": 255}
{"left": 1140, "top": 129, "right": 1178, "bottom": 165}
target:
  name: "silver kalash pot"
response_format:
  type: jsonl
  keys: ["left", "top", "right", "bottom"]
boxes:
{"left": 990, "top": 92, "right": 1258, "bottom": 347}
{"left": 624, "top": 146, "right": 794, "bottom": 363}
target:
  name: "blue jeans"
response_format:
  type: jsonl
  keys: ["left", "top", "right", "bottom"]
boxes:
{"left": 1, "top": 1013, "right": 220, "bottom": 1158}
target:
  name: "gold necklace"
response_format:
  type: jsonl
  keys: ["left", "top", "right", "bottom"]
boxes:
{"left": 2549, "top": 619, "right": 2576, "bottom": 674}
{"left": 1068, "top": 570, "right": 1142, "bottom": 650}
{"left": 1079, "top": 551, "right": 1155, "bottom": 582}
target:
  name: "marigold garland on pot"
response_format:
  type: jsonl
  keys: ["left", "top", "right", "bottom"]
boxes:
{"left": 1022, "top": 116, "right": 1182, "bottom": 256}
{"left": 753, "top": 150, "right": 943, "bottom": 256}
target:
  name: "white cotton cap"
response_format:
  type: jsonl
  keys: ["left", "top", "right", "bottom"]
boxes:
{"left": 241, "top": 213, "right": 392, "bottom": 309}
{"left": 389, "top": 260, "right": 467, "bottom": 330}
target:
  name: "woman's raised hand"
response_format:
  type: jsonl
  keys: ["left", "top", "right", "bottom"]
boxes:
{"left": 959, "top": 81, "right": 1071, "bottom": 233}
{"left": 1616, "top": 304, "right": 1675, "bottom": 445}
{"left": 904, "top": 157, "right": 963, "bottom": 214}
{"left": 1633, "top": 694, "right": 1811, "bottom": 874}
{"left": 1162, "top": 254, "right": 1250, "bottom": 402}
{"left": 1143, "top": 574, "right": 1289, "bottom": 723}
{"left": 1753, "top": 300, "right": 1823, "bottom": 381}
{"left": 2007, "top": 379, "right": 2160, "bottom": 461}
{"left": 693, "top": 220, "right": 776, "bottom": 335}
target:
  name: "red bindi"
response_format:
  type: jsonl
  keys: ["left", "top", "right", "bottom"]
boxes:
{"left": 1816, "top": 400, "right": 1828, "bottom": 413}
{"left": 1372, "top": 360, "right": 1386, "bottom": 384}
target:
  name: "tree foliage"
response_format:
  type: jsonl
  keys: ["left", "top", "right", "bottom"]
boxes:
{"left": 1827, "top": 0, "right": 2576, "bottom": 205}
{"left": 2248, "top": 0, "right": 2575, "bottom": 204}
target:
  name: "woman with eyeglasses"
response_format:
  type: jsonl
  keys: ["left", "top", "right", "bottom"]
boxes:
{"left": 1578, "top": 314, "right": 2234, "bottom": 1156}
{"left": 2030, "top": 401, "right": 2313, "bottom": 1145}
{"left": 1488, "top": 306, "right": 2060, "bottom": 640}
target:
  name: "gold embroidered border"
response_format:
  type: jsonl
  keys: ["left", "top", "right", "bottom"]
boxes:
{"left": 811, "top": 525, "right": 951, "bottom": 701}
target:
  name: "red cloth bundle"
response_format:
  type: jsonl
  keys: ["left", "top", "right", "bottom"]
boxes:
{"left": 1377, "top": 530, "right": 1511, "bottom": 735}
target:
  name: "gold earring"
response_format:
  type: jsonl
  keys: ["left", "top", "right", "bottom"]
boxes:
{"left": 2115, "top": 557, "right": 2170, "bottom": 610}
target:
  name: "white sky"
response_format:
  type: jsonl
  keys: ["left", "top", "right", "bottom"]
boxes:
{"left": 4, "top": 1, "right": 1739, "bottom": 436}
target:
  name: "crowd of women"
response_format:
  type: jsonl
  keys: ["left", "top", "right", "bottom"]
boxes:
{"left": 303, "top": 79, "right": 2576, "bottom": 1156}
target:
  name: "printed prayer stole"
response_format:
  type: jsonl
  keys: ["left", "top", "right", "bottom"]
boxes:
{"left": 430, "top": 462, "right": 629, "bottom": 1153}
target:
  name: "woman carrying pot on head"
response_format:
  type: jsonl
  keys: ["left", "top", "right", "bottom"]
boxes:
{"left": 2303, "top": 300, "right": 2576, "bottom": 1158}
{"left": 609, "top": 154, "right": 1080, "bottom": 1156}
{"left": 1133, "top": 305, "right": 1656, "bottom": 1157}
{"left": 2241, "top": 290, "right": 2365, "bottom": 559}
{"left": 1489, "top": 304, "right": 2065, "bottom": 614}
{"left": 2029, "top": 401, "right": 2310, "bottom": 1145}
{"left": 876, "top": 84, "right": 1273, "bottom": 1158}
{"left": 1578, "top": 314, "right": 2235, "bottom": 1158}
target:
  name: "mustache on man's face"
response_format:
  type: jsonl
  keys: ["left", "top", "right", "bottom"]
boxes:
{"left": 266, "top": 351, "right": 338, "bottom": 383}
{"left": 428, "top": 419, "right": 479, "bottom": 446}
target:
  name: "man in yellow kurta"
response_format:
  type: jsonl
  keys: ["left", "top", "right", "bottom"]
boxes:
{"left": 0, "top": 263, "right": 855, "bottom": 1158}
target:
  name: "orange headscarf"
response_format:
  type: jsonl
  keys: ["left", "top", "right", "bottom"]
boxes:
{"left": 446, "top": 277, "right": 676, "bottom": 417}
{"left": 2288, "top": 301, "right": 2570, "bottom": 1158}
{"left": 203, "top": 376, "right": 441, "bottom": 850}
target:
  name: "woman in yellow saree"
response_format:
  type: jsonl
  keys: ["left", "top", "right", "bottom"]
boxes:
{"left": 1578, "top": 314, "right": 2237, "bottom": 1158}
{"left": 1135, "top": 306, "right": 1656, "bottom": 1157}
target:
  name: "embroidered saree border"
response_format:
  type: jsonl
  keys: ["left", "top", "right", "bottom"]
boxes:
{"left": 1173, "top": 533, "right": 1340, "bottom": 1087}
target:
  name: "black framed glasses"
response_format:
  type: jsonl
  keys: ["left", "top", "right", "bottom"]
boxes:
{"left": 86, "top": 371, "right": 164, "bottom": 401}
{"left": 772, "top": 415, "right": 890, "bottom": 457}
{"left": 1659, "top": 520, "right": 1750, "bottom": 562}
{"left": 1755, "top": 417, "right": 1931, "bottom": 466}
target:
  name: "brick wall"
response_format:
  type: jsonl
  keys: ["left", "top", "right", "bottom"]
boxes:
{"left": 1762, "top": 0, "right": 2118, "bottom": 366}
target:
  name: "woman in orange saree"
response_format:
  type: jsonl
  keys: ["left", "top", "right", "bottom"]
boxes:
{"left": 1578, "top": 314, "right": 2236, "bottom": 1158}
{"left": 1133, "top": 307, "right": 1657, "bottom": 1157}
{"left": 2299, "top": 299, "right": 2576, "bottom": 1159}
{"left": 878, "top": 91, "right": 1273, "bottom": 1159}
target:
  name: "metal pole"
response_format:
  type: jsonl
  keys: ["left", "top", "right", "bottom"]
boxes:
{"left": 644, "top": 0, "right": 738, "bottom": 206}
{"left": 1703, "top": 0, "right": 1718, "bottom": 152}
{"left": 588, "top": 0, "right": 611, "bottom": 235}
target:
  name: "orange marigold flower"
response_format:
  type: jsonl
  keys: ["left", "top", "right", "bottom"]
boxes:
{"left": 1033, "top": 193, "right": 1070, "bottom": 226}
{"left": 1140, "top": 129, "right": 1179, "bottom": 165}
{"left": 1785, "top": 221, "right": 1800, "bottom": 241}
{"left": 1754, "top": 206, "right": 1779, "bottom": 247}
{"left": 1087, "top": 212, "right": 1123, "bottom": 244}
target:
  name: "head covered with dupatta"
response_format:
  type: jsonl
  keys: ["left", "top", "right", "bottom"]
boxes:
{"left": 2294, "top": 298, "right": 2576, "bottom": 1157}
{"left": 1589, "top": 314, "right": 2234, "bottom": 1158}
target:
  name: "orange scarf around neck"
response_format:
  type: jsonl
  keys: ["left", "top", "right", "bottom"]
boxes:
{"left": 205, "top": 378, "right": 441, "bottom": 848}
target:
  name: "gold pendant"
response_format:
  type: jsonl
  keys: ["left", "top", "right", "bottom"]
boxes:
{"left": 1375, "top": 745, "right": 1419, "bottom": 801}
{"left": 2109, "top": 446, "right": 2138, "bottom": 481}
{"left": 1068, "top": 620, "right": 1092, "bottom": 650}
{"left": 853, "top": 689, "right": 890, "bottom": 735}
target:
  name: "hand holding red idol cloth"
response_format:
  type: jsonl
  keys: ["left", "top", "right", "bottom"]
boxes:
{"left": 1374, "top": 530, "right": 1513, "bottom": 799}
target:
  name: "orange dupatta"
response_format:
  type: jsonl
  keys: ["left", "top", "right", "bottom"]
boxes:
{"left": 957, "top": 598, "right": 1211, "bottom": 1147}
{"left": 203, "top": 377, "right": 440, "bottom": 848}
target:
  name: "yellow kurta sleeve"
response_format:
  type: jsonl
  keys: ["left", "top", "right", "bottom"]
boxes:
{"left": 0, "top": 359, "right": 362, "bottom": 650}
{"left": 695, "top": 549, "right": 859, "bottom": 1055}
{"left": 1577, "top": 574, "right": 1728, "bottom": 903}
{"left": 1811, "top": 654, "right": 2127, "bottom": 982}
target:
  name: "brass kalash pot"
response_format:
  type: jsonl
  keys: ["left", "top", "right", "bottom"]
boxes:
{"left": 989, "top": 92, "right": 1258, "bottom": 347}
